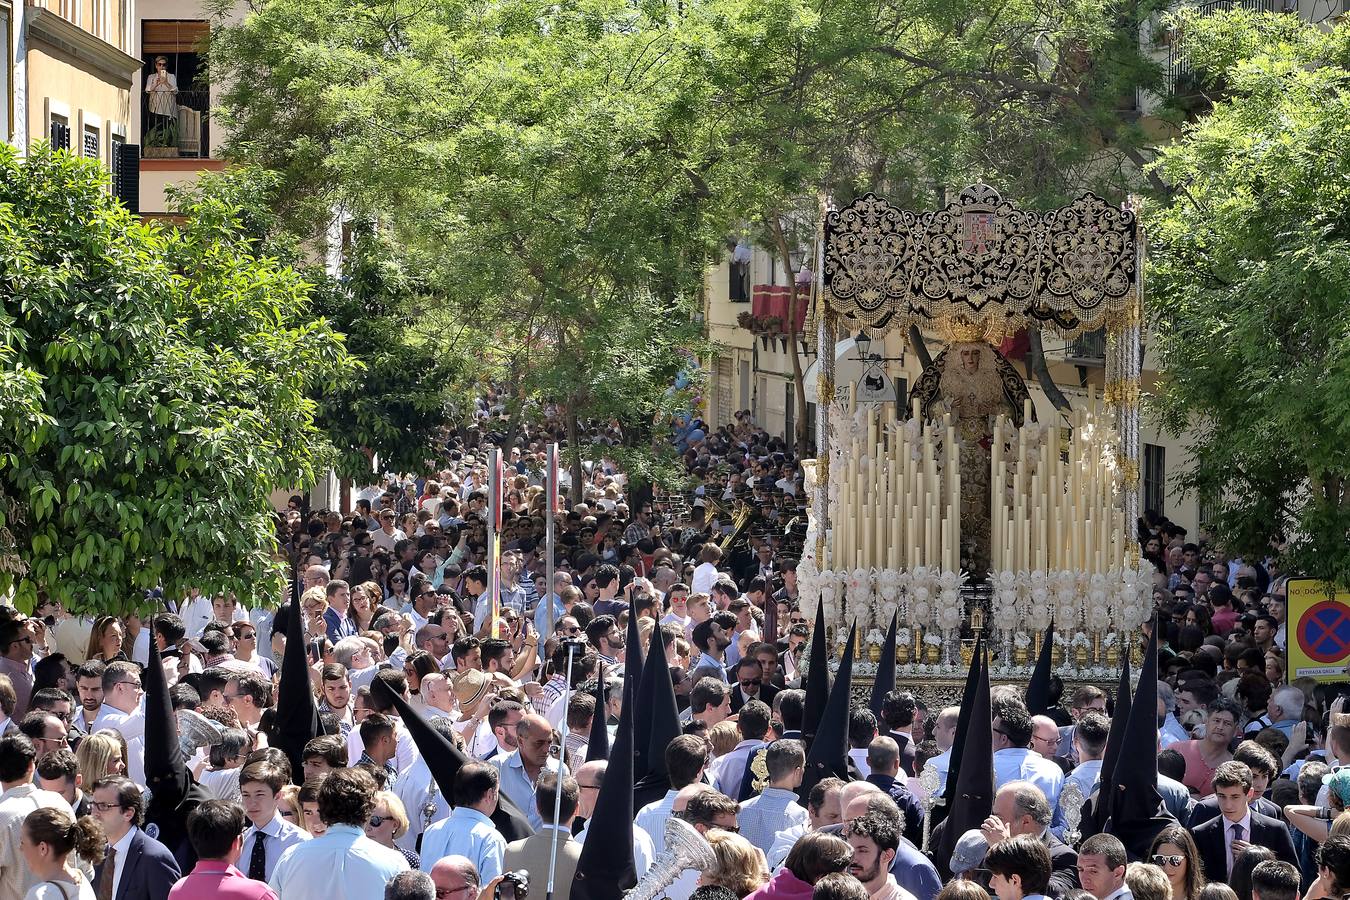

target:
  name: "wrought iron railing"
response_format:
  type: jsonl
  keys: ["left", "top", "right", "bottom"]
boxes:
{"left": 140, "top": 88, "right": 210, "bottom": 158}
{"left": 1165, "top": 0, "right": 1278, "bottom": 91}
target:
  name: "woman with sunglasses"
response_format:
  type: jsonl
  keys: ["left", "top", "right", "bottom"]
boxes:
{"left": 1148, "top": 824, "right": 1206, "bottom": 900}
{"left": 384, "top": 570, "right": 410, "bottom": 608}
{"left": 365, "top": 791, "right": 420, "bottom": 868}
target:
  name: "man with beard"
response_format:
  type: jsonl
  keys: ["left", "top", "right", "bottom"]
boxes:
{"left": 846, "top": 812, "right": 915, "bottom": 900}
{"left": 689, "top": 613, "right": 737, "bottom": 684}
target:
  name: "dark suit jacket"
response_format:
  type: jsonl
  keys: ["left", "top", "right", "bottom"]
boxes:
{"left": 1044, "top": 831, "right": 1081, "bottom": 899}
{"left": 94, "top": 828, "right": 181, "bottom": 900}
{"left": 883, "top": 730, "right": 917, "bottom": 777}
{"left": 730, "top": 682, "right": 779, "bottom": 713}
{"left": 1192, "top": 811, "right": 1298, "bottom": 882}
{"left": 1187, "top": 796, "right": 1283, "bottom": 828}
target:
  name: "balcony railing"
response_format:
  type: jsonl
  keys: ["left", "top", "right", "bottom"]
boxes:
{"left": 1066, "top": 329, "right": 1106, "bottom": 365}
{"left": 141, "top": 88, "right": 210, "bottom": 158}
{"left": 1165, "top": 0, "right": 1278, "bottom": 92}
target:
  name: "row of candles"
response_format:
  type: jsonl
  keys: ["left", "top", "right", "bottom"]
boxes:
{"left": 830, "top": 390, "right": 1129, "bottom": 574}
{"left": 831, "top": 397, "right": 961, "bottom": 571}
{"left": 991, "top": 392, "right": 1130, "bottom": 574}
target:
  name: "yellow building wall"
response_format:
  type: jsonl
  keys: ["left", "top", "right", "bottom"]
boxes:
{"left": 26, "top": 42, "right": 131, "bottom": 165}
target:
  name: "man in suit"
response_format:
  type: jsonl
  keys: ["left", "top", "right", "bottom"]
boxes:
{"left": 982, "top": 782, "right": 1079, "bottom": 900}
{"left": 1193, "top": 761, "right": 1297, "bottom": 881}
{"left": 91, "top": 775, "right": 182, "bottom": 900}
{"left": 729, "top": 658, "right": 778, "bottom": 713}
{"left": 1188, "top": 741, "right": 1283, "bottom": 828}
{"left": 503, "top": 773, "right": 582, "bottom": 900}
{"left": 1057, "top": 686, "right": 1107, "bottom": 766}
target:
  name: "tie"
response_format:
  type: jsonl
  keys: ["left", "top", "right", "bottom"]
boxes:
{"left": 248, "top": 832, "right": 267, "bottom": 881}
{"left": 97, "top": 847, "right": 116, "bottom": 900}
{"left": 1231, "top": 822, "right": 1245, "bottom": 870}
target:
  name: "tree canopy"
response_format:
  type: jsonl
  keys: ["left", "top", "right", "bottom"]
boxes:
{"left": 0, "top": 146, "right": 353, "bottom": 613}
{"left": 207, "top": 0, "right": 1177, "bottom": 474}
{"left": 1147, "top": 10, "right": 1350, "bottom": 585}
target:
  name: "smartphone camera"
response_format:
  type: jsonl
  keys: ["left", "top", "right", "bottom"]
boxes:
{"left": 497, "top": 871, "right": 529, "bottom": 900}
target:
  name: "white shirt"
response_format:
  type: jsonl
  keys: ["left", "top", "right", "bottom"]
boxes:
{"left": 269, "top": 823, "right": 408, "bottom": 900}
{"left": 109, "top": 827, "right": 138, "bottom": 900}
{"left": 849, "top": 748, "right": 873, "bottom": 779}
{"left": 634, "top": 789, "right": 678, "bottom": 849}
{"left": 393, "top": 757, "right": 449, "bottom": 853}
{"left": 1222, "top": 811, "right": 1252, "bottom": 877}
{"left": 370, "top": 528, "right": 407, "bottom": 552}
{"left": 92, "top": 702, "right": 145, "bottom": 742}
{"left": 241, "top": 811, "right": 311, "bottom": 883}
{"left": 418, "top": 807, "right": 506, "bottom": 883}
{"left": 0, "top": 784, "right": 74, "bottom": 900}
{"left": 690, "top": 562, "right": 719, "bottom": 597}
{"left": 576, "top": 820, "right": 654, "bottom": 876}
{"left": 345, "top": 716, "right": 420, "bottom": 773}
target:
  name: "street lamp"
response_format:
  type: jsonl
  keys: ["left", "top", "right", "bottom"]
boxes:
{"left": 855, "top": 330, "right": 872, "bottom": 363}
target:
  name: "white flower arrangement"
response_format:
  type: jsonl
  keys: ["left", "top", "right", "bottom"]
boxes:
{"left": 896, "top": 627, "right": 912, "bottom": 646}
{"left": 1014, "top": 631, "right": 1032, "bottom": 649}
{"left": 866, "top": 628, "right": 886, "bottom": 647}
{"left": 923, "top": 632, "right": 943, "bottom": 646}
{"left": 1070, "top": 632, "right": 1091, "bottom": 649}
{"left": 1087, "top": 588, "right": 1112, "bottom": 631}
{"left": 938, "top": 596, "right": 962, "bottom": 631}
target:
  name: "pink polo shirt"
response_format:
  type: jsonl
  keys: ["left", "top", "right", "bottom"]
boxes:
{"left": 168, "top": 861, "right": 278, "bottom": 900}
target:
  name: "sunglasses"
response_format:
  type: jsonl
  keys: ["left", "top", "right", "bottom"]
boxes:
{"left": 1151, "top": 855, "right": 1184, "bottom": 868}
{"left": 369, "top": 814, "right": 390, "bottom": 828}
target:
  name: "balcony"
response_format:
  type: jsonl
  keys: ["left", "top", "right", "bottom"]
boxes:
{"left": 141, "top": 88, "right": 210, "bottom": 158}
{"left": 1066, "top": 329, "right": 1107, "bottom": 366}
{"left": 1165, "top": 0, "right": 1278, "bottom": 95}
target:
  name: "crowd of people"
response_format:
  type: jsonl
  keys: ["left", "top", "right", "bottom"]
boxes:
{"left": 0, "top": 406, "right": 1339, "bottom": 900}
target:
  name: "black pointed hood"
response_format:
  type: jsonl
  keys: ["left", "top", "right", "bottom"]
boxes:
{"left": 798, "top": 622, "right": 856, "bottom": 804}
{"left": 1105, "top": 618, "right": 1174, "bottom": 859}
{"left": 633, "top": 615, "right": 681, "bottom": 811}
{"left": 584, "top": 663, "right": 610, "bottom": 762}
{"left": 572, "top": 648, "right": 638, "bottom": 900}
{"left": 626, "top": 611, "right": 649, "bottom": 781}
{"left": 936, "top": 631, "right": 984, "bottom": 827}
{"left": 1025, "top": 622, "right": 1055, "bottom": 716}
{"left": 869, "top": 612, "right": 899, "bottom": 720}
{"left": 142, "top": 635, "right": 213, "bottom": 872}
{"left": 371, "top": 677, "right": 534, "bottom": 842}
{"left": 801, "top": 599, "right": 831, "bottom": 750}
{"left": 1085, "top": 649, "right": 1132, "bottom": 837}
{"left": 932, "top": 644, "right": 993, "bottom": 878}
{"left": 273, "top": 598, "right": 320, "bottom": 784}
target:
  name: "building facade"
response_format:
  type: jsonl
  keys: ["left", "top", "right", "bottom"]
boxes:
{"left": 5, "top": 0, "right": 141, "bottom": 188}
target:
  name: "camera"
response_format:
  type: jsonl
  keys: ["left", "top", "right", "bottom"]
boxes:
{"left": 497, "top": 870, "right": 529, "bottom": 900}
{"left": 559, "top": 637, "right": 589, "bottom": 655}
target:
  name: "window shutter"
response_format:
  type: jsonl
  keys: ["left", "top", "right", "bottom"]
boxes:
{"left": 50, "top": 121, "right": 70, "bottom": 151}
{"left": 113, "top": 143, "right": 140, "bottom": 214}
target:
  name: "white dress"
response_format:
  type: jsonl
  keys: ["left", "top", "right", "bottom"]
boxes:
{"left": 24, "top": 873, "right": 96, "bottom": 900}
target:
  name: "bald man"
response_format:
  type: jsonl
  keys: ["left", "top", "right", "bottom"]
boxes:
{"left": 572, "top": 761, "right": 654, "bottom": 876}
{"left": 489, "top": 714, "right": 564, "bottom": 830}
{"left": 929, "top": 707, "right": 960, "bottom": 792}
{"left": 429, "top": 857, "right": 479, "bottom": 900}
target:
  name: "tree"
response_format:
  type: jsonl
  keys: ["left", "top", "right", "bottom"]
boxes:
{"left": 0, "top": 146, "right": 353, "bottom": 613}
{"left": 209, "top": 0, "right": 716, "bottom": 488}
{"left": 1147, "top": 9, "right": 1350, "bottom": 585}
{"left": 167, "top": 169, "right": 472, "bottom": 482}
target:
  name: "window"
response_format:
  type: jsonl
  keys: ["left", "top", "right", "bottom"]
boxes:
{"left": 49, "top": 115, "right": 70, "bottom": 151}
{"left": 1143, "top": 443, "right": 1166, "bottom": 518}
{"left": 141, "top": 21, "right": 210, "bottom": 158}
{"left": 82, "top": 125, "right": 99, "bottom": 159}
{"left": 110, "top": 141, "right": 139, "bottom": 213}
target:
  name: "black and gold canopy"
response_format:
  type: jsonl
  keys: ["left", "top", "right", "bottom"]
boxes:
{"left": 821, "top": 184, "right": 1138, "bottom": 341}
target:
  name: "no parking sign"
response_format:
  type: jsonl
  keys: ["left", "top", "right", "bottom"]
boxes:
{"left": 1289, "top": 578, "right": 1350, "bottom": 681}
